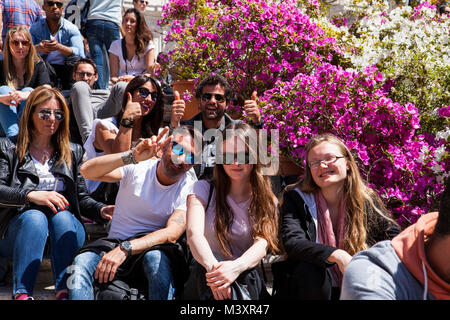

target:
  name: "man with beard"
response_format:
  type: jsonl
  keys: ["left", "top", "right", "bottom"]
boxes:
{"left": 29, "top": 0, "right": 85, "bottom": 90}
{"left": 170, "top": 74, "right": 263, "bottom": 180}
{"left": 68, "top": 126, "right": 201, "bottom": 300}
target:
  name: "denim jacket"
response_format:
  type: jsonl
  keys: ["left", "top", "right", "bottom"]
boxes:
{"left": 29, "top": 17, "right": 85, "bottom": 60}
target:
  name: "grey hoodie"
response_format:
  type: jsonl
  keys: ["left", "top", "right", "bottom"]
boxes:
{"left": 340, "top": 240, "right": 434, "bottom": 300}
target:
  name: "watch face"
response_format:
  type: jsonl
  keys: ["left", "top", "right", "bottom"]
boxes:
{"left": 122, "top": 118, "right": 134, "bottom": 126}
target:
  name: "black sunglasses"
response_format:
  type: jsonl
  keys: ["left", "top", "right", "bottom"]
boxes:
{"left": 171, "top": 141, "right": 194, "bottom": 165}
{"left": 37, "top": 109, "right": 65, "bottom": 121}
{"left": 201, "top": 93, "right": 226, "bottom": 103}
{"left": 220, "top": 152, "right": 251, "bottom": 165}
{"left": 137, "top": 87, "right": 158, "bottom": 101}
{"left": 46, "top": 1, "right": 63, "bottom": 8}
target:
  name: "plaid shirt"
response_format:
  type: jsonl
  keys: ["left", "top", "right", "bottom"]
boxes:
{"left": 0, "top": 0, "right": 43, "bottom": 41}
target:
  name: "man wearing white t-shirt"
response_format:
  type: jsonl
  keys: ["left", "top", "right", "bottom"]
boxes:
{"left": 68, "top": 126, "right": 202, "bottom": 300}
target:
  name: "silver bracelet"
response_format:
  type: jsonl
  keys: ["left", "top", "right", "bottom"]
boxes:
{"left": 121, "top": 149, "right": 138, "bottom": 165}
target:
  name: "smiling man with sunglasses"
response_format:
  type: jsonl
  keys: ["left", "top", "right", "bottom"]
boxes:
{"left": 170, "top": 74, "right": 263, "bottom": 180}
{"left": 29, "top": 0, "right": 85, "bottom": 90}
{"left": 69, "top": 125, "right": 201, "bottom": 300}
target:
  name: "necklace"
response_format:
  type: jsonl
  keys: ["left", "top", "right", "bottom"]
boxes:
{"left": 29, "top": 144, "right": 54, "bottom": 165}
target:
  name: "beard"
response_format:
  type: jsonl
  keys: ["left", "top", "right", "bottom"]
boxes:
{"left": 201, "top": 103, "right": 225, "bottom": 120}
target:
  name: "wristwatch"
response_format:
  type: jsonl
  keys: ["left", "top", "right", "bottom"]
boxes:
{"left": 119, "top": 241, "right": 132, "bottom": 257}
{"left": 120, "top": 117, "right": 134, "bottom": 128}
{"left": 121, "top": 149, "right": 138, "bottom": 165}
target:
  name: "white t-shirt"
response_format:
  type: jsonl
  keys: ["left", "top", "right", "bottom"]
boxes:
{"left": 83, "top": 117, "right": 118, "bottom": 193}
{"left": 190, "top": 180, "right": 254, "bottom": 260}
{"left": 108, "top": 39, "right": 155, "bottom": 76}
{"left": 108, "top": 159, "right": 197, "bottom": 240}
{"left": 31, "top": 156, "right": 66, "bottom": 192}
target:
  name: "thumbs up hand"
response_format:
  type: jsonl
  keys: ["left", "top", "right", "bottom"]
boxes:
{"left": 171, "top": 90, "right": 185, "bottom": 128}
{"left": 122, "top": 92, "right": 142, "bottom": 123}
{"left": 243, "top": 90, "right": 261, "bottom": 124}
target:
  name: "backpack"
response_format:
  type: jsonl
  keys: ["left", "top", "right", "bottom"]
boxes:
{"left": 64, "top": 0, "right": 90, "bottom": 37}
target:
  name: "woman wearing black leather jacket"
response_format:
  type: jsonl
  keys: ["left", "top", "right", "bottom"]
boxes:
{"left": 0, "top": 86, "right": 113, "bottom": 300}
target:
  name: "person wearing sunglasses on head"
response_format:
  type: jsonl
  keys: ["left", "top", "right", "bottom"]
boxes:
{"left": 183, "top": 122, "right": 279, "bottom": 300}
{"left": 69, "top": 125, "right": 201, "bottom": 300}
{"left": 276, "top": 133, "right": 400, "bottom": 300}
{"left": 0, "top": 26, "right": 52, "bottom": 137}
{"left": 133, "top": 0, "right": 148, "bottom": 13}
{"left": 0, "top": 86, "right": 113, "bottom": 300}
{"left": 29, "top": 0, "right": 85, "bottom": 91}
{"left": 170, "top": 74, "right": 264, "bottom": 180}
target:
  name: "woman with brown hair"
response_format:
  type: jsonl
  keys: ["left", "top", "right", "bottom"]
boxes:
{"left": 0, "top": 86, "right": 111, "bottom": 300}
{"left": 183, "top": 122, "right": 279, "bottom": 300}
{"left": 278, "top": 133, "right": 401, "bottom": 300}
{"left": 109, "top": 8, "right": 155, "bottom": 84}
{"left": 0, "top": 26, "right": 51, "bottom": 137}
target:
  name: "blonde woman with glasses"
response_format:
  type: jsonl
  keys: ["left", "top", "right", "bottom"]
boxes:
{"left": 277, "top": 133, "right": 401, "bottom": 300}
{"left": 0, "top": 26, "right": 51, "bottom": 137}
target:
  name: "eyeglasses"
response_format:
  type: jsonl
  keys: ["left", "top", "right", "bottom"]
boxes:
{"left": 201, "top": 93, "right": 226, "bottom": 103}
{"left": 137, "top": 87, "right": 158, "bottom": 101}
{"left": 46, "top": 1, "right": 63, "bottom": 8}
{"left": 139, "top": 0, "right": 148, "bottom": 4}
{"left": 220, "top": 152, "right": 251, "bottom": 165}
{"left": 37, "top": 109, "right": 65, "bottom": 121}
{"left": 75, "top": 71, "right": 95, "bottom": 78}
{"left": 171, "top": 142, "right": 194, "bottom": 165}
{"left": 11, "top": 40, "right": 30, "bottom": 47}
{"left": 308, "top": 155, "right": 345, "bottom": 169}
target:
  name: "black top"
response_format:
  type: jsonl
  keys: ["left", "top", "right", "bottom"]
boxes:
{"left": 0, "top": 59, "right": 51, "bottom": 89}
{"left": 280, "top": 188, "right": 401, "bottom": 269}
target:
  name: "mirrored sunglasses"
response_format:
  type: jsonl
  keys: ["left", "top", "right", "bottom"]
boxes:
{"left": 171, "top": 141, "right": 195, "bottom": 165}
{"left": 37, "top": 109, "right": 65, "bottom": 121}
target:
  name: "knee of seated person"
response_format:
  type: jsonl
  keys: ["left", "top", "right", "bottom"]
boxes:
{"left": 18, "top": 209, "right": 48, "bottom": 230}
{"left": 142, "top": 250, "right": 170, "bottom": 272}
{"left": 71, "top": 81, "right": 91, "bottom": 95}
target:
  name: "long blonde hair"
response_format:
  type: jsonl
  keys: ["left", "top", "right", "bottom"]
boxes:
{"left": 287, "top": 133, "right": 396, "bottom": 256}
{"left": 212, "top": 122, "right": 279, "bottom": 258}
{"left": 16, "top": 86, "right": 72, "bottom": 168}
{"left": 3, "top": 26, "right": 40, "bottom": 90}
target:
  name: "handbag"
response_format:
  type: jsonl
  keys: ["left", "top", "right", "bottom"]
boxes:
{"left": 95, "top": 279, "right": 145, "bottom": 300}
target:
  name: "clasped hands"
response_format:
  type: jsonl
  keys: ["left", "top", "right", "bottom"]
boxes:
{"left": 206, "top": 260, "right": 242, "bottom": 300}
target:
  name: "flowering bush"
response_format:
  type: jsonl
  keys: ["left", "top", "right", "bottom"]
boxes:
{"left": 160, "top": 0, "right": 448, "bottom": 225}
{"left": 159, "top": 0, "right": 344, "bottom": 105}
{"left": 260, "top": 63, "right": 449, "bottom": 225}
{"left": 316, "top": 0, "right": 450, "bottom": 135}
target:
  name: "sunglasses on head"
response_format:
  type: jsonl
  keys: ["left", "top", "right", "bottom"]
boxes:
{"left": 11, "top": 40, "right": 30, "bottom": 47}
{"left": 201, "top": 93, "right": 226, "bottom": 103}
{"left": 137, "top": 87, "right": 158, "bottom": 101}
{"left": 220, "top": 152, "right": 251, "bottom": 165}
{"left": 37, "top": 109, "right": 65, "bottom": 121}
{"left": 46, "top": 1, "right": 63, "bottom": 8}
{"left": 171, "top": 141, "right": 195, "bottom": 165}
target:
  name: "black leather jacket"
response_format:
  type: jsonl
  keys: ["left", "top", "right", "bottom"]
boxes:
{"left": 0, "top": 136, "right": 106, "bottom": 239}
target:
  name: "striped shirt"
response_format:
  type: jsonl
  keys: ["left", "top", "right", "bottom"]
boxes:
{"left": 0, "top": 0, "right": 43, "bottom": 41}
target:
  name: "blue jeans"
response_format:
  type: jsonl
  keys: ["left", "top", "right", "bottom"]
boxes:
{"left": 85, "top": 20, "right": 121, "bottom": 89}
{"left": 0, "top": 209, "right": 85, "bottom": 296}
{"left": 68, "top": 249, "right": 174, "bottom": 300}
{"left": 0, "top": 86, "right": 33, "bottom": 137}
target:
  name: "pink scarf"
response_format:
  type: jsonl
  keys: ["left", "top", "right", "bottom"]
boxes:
{"left": 315, "top": 191, "right": 347, "bottom": 286}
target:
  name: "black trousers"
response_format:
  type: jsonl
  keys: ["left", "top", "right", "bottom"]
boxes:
{"left": 272, "top": 260, "right": 340, "bottom": 300}
{"left": 51, "top": 63, "right": 75, "bottom": 90}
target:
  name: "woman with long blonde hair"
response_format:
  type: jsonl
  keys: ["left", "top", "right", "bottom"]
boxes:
{"left": 183, "top": 122, "right": 279, "bottom": 300}
{"left": 0, "top": 26, "right": 51, "bottom": 137}
{"left": 277, "top": 133, "right": 400, "bottom": 300}
{"left": 0, "top": 86, "right": 112, "bottom": 300}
